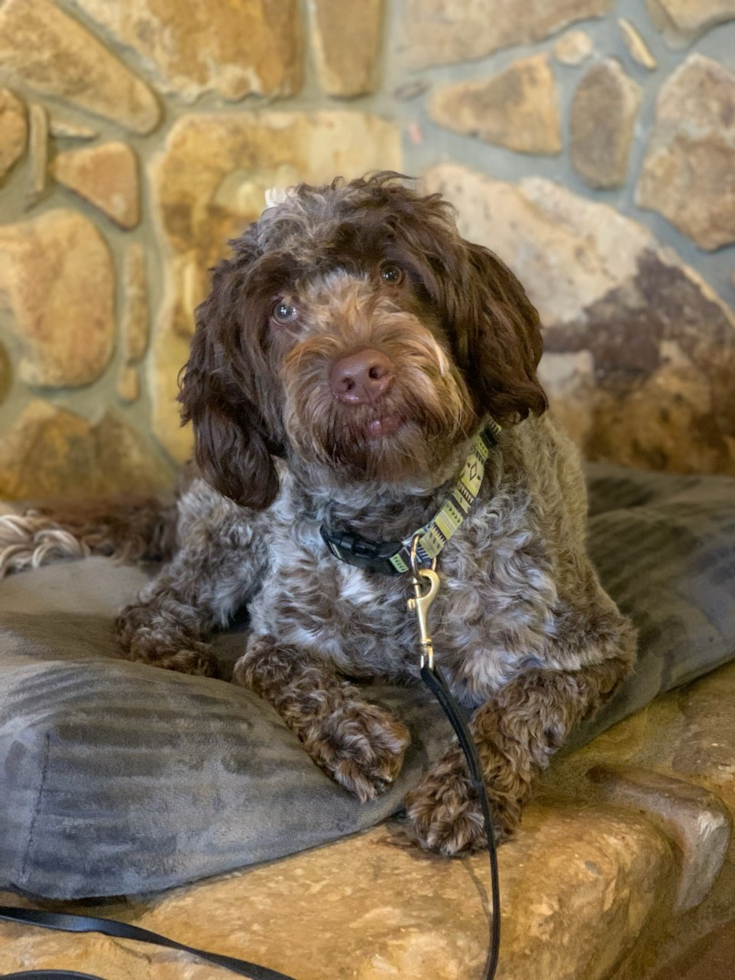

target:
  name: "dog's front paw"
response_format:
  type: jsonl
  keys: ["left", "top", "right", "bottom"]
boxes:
{"left": 304, "top": 701, "right": 410, "bottom": 802}
{"left": 404, "top": 748, "right": 517, "bottom": 856}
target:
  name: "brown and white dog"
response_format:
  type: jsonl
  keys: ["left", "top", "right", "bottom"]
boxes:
{"left": 2, "top": 174, "right": 636, "bottom": 855}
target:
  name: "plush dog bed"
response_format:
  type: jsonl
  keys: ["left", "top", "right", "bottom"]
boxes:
{"left": 1, "top": 463, "right": 734, "bottom": 900}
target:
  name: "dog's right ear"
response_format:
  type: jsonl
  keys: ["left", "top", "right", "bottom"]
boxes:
{"left": 178, "top": 259, "right": 280, "bottom": 510}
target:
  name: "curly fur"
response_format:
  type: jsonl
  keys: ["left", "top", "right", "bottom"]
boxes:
{"left": 9, "top": 174, "right": 636, "bottom": 855}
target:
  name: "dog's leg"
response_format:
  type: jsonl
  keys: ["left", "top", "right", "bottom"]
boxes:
{"left": 234, "top": 636, "right": 411, "bottom": 801}
{"left": 406, "top": 614, "right": 636, "bottom": 855}
{"left": 116, "top": 482, "right": 267, "bottom": 677}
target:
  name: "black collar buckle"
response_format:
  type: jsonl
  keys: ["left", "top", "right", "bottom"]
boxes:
{"left": 319, "top": 525, "right": 405, "bottom": 577}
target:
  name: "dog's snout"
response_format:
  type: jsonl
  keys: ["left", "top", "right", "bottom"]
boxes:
{"left": 329, "top": 349, "right": 394, "bottom": 405}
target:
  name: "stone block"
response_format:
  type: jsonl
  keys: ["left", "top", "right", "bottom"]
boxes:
{"left": 71, "top": 0, "right": 302, "bottom": 101}
{"left": 423, "top": 164, "right": 735, "bottom": 476}
{"left": 51, "top": 142, "right": 140, "bottom": 230}
{"left": 430, "top": 54, "right": 561, "bottom": 155}
{"left": 0, "top": 89, "right": 27, "bottom": 183}
{"left": 0, "top": 210, "right": 115, "bottom": 389}
{"left": 637, "top": 54, "right": 735, "bottom": 251}
{"left": 0, "top": 0, "right": 159, "bottom": 134}
{"left": 571, "top": 59, "right": 641, "bottom": 189}
{"left": 308, "top": 0, "right": 382, "bottom": 96}
{"left": 588, "top": 764, "right": 731, "bottom": 911}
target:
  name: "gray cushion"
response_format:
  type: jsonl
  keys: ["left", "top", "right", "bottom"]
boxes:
{"left": 1, "top": 463, "right": 734, "bottom": 899}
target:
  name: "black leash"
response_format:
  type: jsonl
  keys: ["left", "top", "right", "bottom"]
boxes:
{"left": 0, "top": 663, "right": 500, "bottom": 980}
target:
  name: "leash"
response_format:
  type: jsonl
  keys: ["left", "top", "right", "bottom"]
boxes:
{"left": 0, "top": 536, "right": 500, "bottom": 980}
{"left": 1, "top": 420, "right": 504, "bottom": 979}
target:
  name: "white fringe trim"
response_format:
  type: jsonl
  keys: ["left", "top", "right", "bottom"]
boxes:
{"left": 0, "top": 511, "right": 91, "bottom": 577}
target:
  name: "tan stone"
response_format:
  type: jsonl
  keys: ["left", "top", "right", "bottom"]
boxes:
{"left": 71, "top": 0, "right": 302, "bottom": 102}
{"left": 646, "top": 0, "right": 735, "bottom": 46}
{"left": 588, "top": 765, "right": 731, "bottom": 911}
{"left": 637, "top": 54, "right": 735, "bottom": 251}
{"left": 51, "top": 142, "right": 140, "bottom": 230}
{"left": 0, "top": 810, "right": 677, "bottom": 980}
{"left": 0, "top": 89, "right": 27, "bottom": 182}
{"left": 308, "top": 0, "right": 382, "bottom": 96}
{"left": 0, "top": 344, "right": 11, "bottom": 406}
{"left": 148, "top": 111, "right": 401, "bottom": 462}
{"left": 116, "top": 364, "right": 140, "bottom": 403}
{"left": 122, "top": 242, "right": 149, "bottom": 363}
{"left": 422, "top": 164, "right": 735, "bottom": 476}
{"left": 430, "top": 54, "right": 561, "bottom": 155}
{"left": 553, "top": 30, "right": 594, "bottom": 66}
{"left": 619, "top": 18, "right": 658, "bottom": 70}
{"left": 571, "top": 59, "right": 641, "bottom": 189}
{"left": 25, "top": 103, "right": 47, "bottom": 209}
{"left": 0, "top": 402, "right": 172, "bottom": 500}
{"left": 0, "top": 0, "right": 159, "bottom": 134}
{"left": 0, "top": 210, "right": 115, "bottom": 388}
{"left": 48, "top": 117, "right": 98, "bottom": 141}
{"left": 402, "top": 0, "right": 613, "bottom": 69}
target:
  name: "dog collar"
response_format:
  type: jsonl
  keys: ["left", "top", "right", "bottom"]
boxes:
{"left": 320, "top": 420, "right": 501, "bottom": 576}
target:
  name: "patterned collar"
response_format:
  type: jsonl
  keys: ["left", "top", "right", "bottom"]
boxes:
{"left": 320, "top": 420, "right": 501, "bottom": 576}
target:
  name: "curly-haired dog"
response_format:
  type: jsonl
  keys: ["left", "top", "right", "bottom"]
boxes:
{"left": 2, "top": 174, "right": 636, "bottom": 855}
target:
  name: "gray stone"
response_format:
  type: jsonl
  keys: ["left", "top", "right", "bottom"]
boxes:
{"left": 423, "top": 164, "right": 735, "bottom": 476}
{"left": 571, "top": 59, "right": 641, "bottom": 189}
{"left": 637, "top": 54, "right": 735, "bottom": 251}
{"left": 430, "top": 54, "right": 561, "bottom": 155}
{"left": 402, "top": 0, "right": 613, "bottom": 69}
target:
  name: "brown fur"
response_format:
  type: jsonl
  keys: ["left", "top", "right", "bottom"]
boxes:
{"left": 4, "top": 174, "right": 636, "bottom": 855}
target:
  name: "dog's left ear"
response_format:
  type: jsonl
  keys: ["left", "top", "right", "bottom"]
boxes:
{"left": 449, "top": 242, "right": 548, "bottom": 423}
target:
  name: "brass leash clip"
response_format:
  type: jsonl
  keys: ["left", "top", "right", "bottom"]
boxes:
{"left": 407, "top": 534, "right": 440, "bottom": 669}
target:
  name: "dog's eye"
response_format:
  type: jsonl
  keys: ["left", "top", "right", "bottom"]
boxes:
{"left": 272, "top": 301, "right": 299, "bottom": 325}
{"left": 380, "top": 264, "right": 404, "bottom": 286}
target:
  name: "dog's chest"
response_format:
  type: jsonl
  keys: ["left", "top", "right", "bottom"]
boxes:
{"left": 247, "top": 493, "right": 556, "bottom": 683}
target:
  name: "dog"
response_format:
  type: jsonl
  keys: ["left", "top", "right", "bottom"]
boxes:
{"left": 1, "top": 173, "right": 636, "bottom": 855}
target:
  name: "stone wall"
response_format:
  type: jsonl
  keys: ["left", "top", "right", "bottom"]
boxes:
{"left": 0, "top": 0, "right": 733, "bottom": 497}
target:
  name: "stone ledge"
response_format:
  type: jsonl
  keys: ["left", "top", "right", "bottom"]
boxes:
{"left": 2, "top": 661, "right": 734, "bottom": 980}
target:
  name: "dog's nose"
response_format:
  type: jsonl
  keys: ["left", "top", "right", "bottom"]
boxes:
{"left": 329, "top": 349, "right": 394, "bottom": 405}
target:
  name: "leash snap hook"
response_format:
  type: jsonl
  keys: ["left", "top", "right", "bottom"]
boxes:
{"left": 407, "top": 534, "right": 440, "bottom": 669}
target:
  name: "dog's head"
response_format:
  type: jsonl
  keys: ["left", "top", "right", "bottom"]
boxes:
{"left": 179, "top": 173, "right": 547, "bottom": 508}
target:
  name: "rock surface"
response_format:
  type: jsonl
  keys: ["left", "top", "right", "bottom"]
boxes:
{"left": 571, "top": 59, "right": 641, "bottom": 188}
{"left": 0, "top": 89, "right": 27, "bottom": 183}
{"left": 148, "top": 111, "right": 401, "bottom": 462}
{"left": 430, "top": 54, "right": 561, "bottom": 155}
{"left": 0, "top": 402, "right": 172, "bottom": 499}
{"left": 51, "top": 142, "right": 140, "bottom": 229}
{"left": 645, "top": 0, "right": 735, "bottom": 47}
{"left": 308, "top": 0, "right": 382, "bottom": 96}
{"left": 1, "top": 644, "right": 734, "bottom": 980}
{"left": 588, "top": 765, "right": 731, "bottom": 911}
{"left": 71, "top": 0, "right": 302, "bottom": 101}
{"left": 25, "top": 103, "right": 47, "bottom": 208}
{"left": 553, "top": 30, "right": 594, "bottom": 66}
{"left": 121, "top": 242, "right": 149, "bottom": 364}
{"left": 0, "top": 210, "right": 115, "bottom": 388}
{"left": 402, "top": 0, "right": 613, "bottom": 69}
{"left": 619, "top": 18, "right": 658, "bottom": 70}
{"left": 0, "top": 0, "right": 160, "bottom": 134}
{"left": 637, "top": 54, "right": 735, "bottom": 251}
{"left": 423, "top": 164, "right": 735, "bottom": 476}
